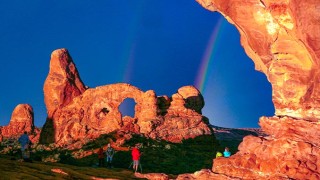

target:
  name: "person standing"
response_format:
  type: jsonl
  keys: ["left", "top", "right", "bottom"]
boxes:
{"left": 18, "top": 131, "right": 30, "bottom": 161}
{"left": 97, "top": 147, "right": 105, "bottom": 167}
{"left": 105, "top": 143, "right": 115, "bottom": 168}
{"left": 131, "top": 143, "right": 141, "bottom": 173}
{"left": 223, "top": 147, "right": 231, "bottom": 157}
{"left": 216, "top": 151, "right": 223, "bottom": 158}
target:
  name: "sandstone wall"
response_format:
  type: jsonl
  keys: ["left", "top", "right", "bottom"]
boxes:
{"left": 196, "top": 0, "right": 320, "bottom": 179}
{"left": 197, "top": 0, "right": 320, "bottom": 120}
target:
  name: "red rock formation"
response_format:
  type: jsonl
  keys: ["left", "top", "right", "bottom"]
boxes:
{"left": 41, "top": 49, "right": 212, "bottom": 147}
{"left": 0, "top": 104, "right": 40, "bottom": 142}
{"left": 197, "top": 0, "right": 320, "bottom": 120}
{"left": 51, "top": 83, "right": 211, "bottom": 146}
{"left": 43, "top": 48, "right": 86, "bottom": 119}
{"left": 176, "top": 85, "right": 204, "bottom": 114}
{"left": 149, "top": 86, "right": 209, "bottom": 143}
{"left": 40, "top": 48, "right": 87, "bottom": 144}
{"left": 196, "top": 0, "right": 320, "bottom": 179}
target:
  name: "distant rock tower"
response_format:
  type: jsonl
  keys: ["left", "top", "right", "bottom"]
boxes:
{"left": 0, "top": 104, "right": 40, "bottom": 142}
{"left": 40, "top": 48, "right": 86, "bottom": 144}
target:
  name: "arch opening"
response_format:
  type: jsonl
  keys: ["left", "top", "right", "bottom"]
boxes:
{"left": 119, "top": 98, "right": 136, "bottom": 118}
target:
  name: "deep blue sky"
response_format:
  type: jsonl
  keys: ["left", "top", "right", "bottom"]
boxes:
{"left": 0, "top": 0, "right": 274, "bottom": 128}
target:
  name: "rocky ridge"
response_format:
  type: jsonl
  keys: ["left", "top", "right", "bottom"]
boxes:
{"left": 212, "top": 125, "right": 266, "bottom": 141}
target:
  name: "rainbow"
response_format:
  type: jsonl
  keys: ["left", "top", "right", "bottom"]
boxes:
{"left": 195, "top": 17, "right": 225, "bottom": 92}
{"left": 123, "top": 44, "right": 136, "bottom": 82}
{"left": 121, "top": 3, "right": 145, "bottom": 82}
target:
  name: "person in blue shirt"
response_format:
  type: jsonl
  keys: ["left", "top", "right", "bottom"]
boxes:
{"left": 18, "top": 131, "right": 30, "bottom": 160}
{"left": 223, "top": 147, "right": 231, "bottom": 157}
{"left": 105, "top": 143, "right": 115, "bottom": 168}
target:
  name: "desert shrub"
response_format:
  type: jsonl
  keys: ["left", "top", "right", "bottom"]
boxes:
{"left": 111, "top": 134, "right": 218, "bottom": 175}
{"left": 81, "top": 133, "right": 117, "bottom": 151}
{"left": 36, "top": 133, "right": 219, "bottom": 175}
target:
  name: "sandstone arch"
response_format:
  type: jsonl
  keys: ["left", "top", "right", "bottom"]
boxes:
{"left": 195, "top": 0, "right": 320, "bottom": 179}
{"left": 52, "top": 83, "right": 159, "bottom": 145}
{"left": 40, "top": 49, "right": 212, "bottom": 148}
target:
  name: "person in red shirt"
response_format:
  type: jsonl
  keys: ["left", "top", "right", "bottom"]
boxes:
{"left": 131, "top": 143, "right": 141, "bottom": 172}
{"left": 97, "top": 147, "right": 105, "bottom": 167}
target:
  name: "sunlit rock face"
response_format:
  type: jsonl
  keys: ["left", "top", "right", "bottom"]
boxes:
{"left": 40, "top": 49, "right": 212, "bottom": 147}
{"left": 0, "top": 104, "right": 39, "bottom": 143}
{"left": 196, "top": 0, "right": 320, "bottom": 179}
{"left": 40, "top": 48, "right": 87, "bottom": 144}
{"left": 43, "top": 48, "right": 86, "bottom": 119}
{"left": 197, "top": 0, "right": 320, "bottom": 120}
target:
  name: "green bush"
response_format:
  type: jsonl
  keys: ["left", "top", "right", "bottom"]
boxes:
{"left": 110, "top": 134, "right": 219, "bottom": 175}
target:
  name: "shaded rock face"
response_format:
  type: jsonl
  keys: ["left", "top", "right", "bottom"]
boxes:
{"left": 196, "top": 0, "right": 320, "bottom": 179}
{"left": 41, "top": 49, "right": 212, "bottom": 146}
{"left": 0, "top": 104, "right": 40, "bottom": 142}
{"left": 177, "top": 86, "right": 204, "bottom": 114}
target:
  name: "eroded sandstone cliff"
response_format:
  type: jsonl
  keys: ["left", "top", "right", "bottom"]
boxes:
{"left": 40, "top": 49, "right": 212, "bottom": 148}
{"left": 196, "top": 0, "right": 320, "bottom": 179}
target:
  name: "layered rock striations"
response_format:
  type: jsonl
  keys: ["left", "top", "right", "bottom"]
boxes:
{"left": 40, "top": 49, "right": 212, "bottom": 147}
{"left": 197, "top": 0, "right": 320, "bottom": 120}
{"left": 0, "top": 104, "right": 39, "bottom": 142}
{"left": 196, "top": 0, "right": 320, "bottom": 179}
{"left": 43, "top": 48, "right": 87, "bottom": 119}
{"left": 40, "top": 48, "right": 87, "bottom": 144}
